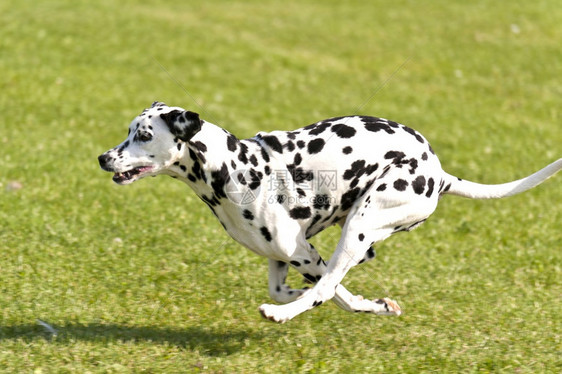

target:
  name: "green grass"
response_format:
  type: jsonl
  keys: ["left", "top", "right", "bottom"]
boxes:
{"left": 1, "top": 0, "right": 561, "bottom": 372}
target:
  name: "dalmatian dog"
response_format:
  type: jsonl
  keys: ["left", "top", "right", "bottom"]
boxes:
{"left": 98, "top": 102, "right": 561, "bottom": 323}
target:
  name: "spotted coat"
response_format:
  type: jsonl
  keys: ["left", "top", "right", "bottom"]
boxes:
{"left": 99, "top": 102, "right": 562, "bottom": 323}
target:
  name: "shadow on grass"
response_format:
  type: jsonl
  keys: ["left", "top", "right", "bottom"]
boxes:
{"left": 0, "top": 322, "right": 261, "bottom": 356}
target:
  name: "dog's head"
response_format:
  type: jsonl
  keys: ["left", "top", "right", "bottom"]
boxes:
{"left": 98, "top": 102, "right": 201, "bottom": 185}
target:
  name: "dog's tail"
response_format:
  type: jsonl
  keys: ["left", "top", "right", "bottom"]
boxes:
{"left": 442, "top": 158, "right": 562, "bottom": 199}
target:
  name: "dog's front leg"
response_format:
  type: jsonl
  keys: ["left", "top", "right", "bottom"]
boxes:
{"left": 267, "top": 259, "right": 309, "bottom": 303}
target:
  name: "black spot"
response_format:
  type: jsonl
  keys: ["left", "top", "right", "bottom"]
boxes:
{"left": 342, "top": 146, "right": 353, "bottom": 154}
{"left": 297, "top": 140, "right": 306, "bottom": 148}
{"left": 366, "top": 163, "right": 379, "bottom": 175}
{"left": 187, "top": 174, "right": 196, "bottom": 183}
{"left": 248, "top": 169, "right": 263, "bottom": 190}
{"left": 261, "top": 135, "right": 283, "bottom": 153}
{"left": 297, "top": 188, "right": 306, "bottom": 197}
{"left": 289, "top": 206, "right": 312, "bottom": 219}
{"left": 284, "top": 141, "right": 295, "bottom": 152}
{"left": 276, "top": 195, "right": 286, "bottom": 204}
{"left": 358, "top": 233, "right": 365, "bottom": 241}
{"left": 412, "top": 176, "right": 426, "bottom": 195}
{"left": 264, "top": 165, "right": 271, "bottom": 175}
{"left": 421, "top": 152, "right": 428, "bottom": 161}
{"left": 294, "top": 153, "right": 302, "bottom": 165}
{"left": 290, "top": 261, "right": 301, "bottom": 267}
{"left": 393, "top": 179, "right": 408, "bottom": 191}
{"left": 227, "top": 134, "right": 238, "bottom": 152}
{"left": 366, "top": 247, "right": 376, "bottom": 259}
{"left": 260, "top": 226, "right": 273, "bottom": 242}
{"left": 307, "top": 138, "right": 325, "bottom": 154}
{"left": 426, "top": 178, "right": 435, "bottom": 198}
{"left": 402, "top": 126, "right": 425, "bottom": 143}
{"left": 237, "top": 172, "right": 247, "bottom": 185}
{"left": 428, "top": 143, "right": 435, "bottom": 155}
{"left": 210, "top": 163, "right": 230, "bottom": 199}
{"left": 331, "top": 124, "right": 356, "bottom": 138}
{"left": 192, "top": 161, "right": 203, "bottom": 180}
{"left": 192, "top": 141, "right": 207, "bottom": 153}
{"left": 260, "top": 147, "right": 270, "bottom": 162}
{"left": 364, "top": 121, "right": 395, "bottom": 134}
{"left": 231, "top": 160, "right": 237, "bottom": 169}
{"left": 307, "top": 122, "right": 331, "bottom": 135}
{"left": 188, "top": 149, "right": 197, "bottom": 161}
{"left": 385, "top": 151, "right": 406, "bottom": 164}
{"left": 408, "top": 159, "right": 418, "bottom": 174}
{"left": 341, "top": 187, "right": 360, "bottom": 211}
{"left": 249, "top": 154, "right": 258, "bottom": 167}
{"left": 242, "top": 209, "right": 254, "bottom": 220}
{"left": 312, "top": 300, "right": 323, "bottom": 307}
{"left": 238, "top": 143, "right": 249, "bottom": 164}
{"left": 179, "top": 165, "right": 187, "bottom": 172}
{"left": 313, "top": 194, "right": 331, "bottom": 210}
{"left": 343, "top": 160, "right": 366, "bottom": 180}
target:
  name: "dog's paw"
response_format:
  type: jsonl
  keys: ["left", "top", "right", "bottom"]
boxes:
{"left": 259, "top": 304, "right": 291, "bottom": 323}
{"left": 374, "top": 298, "right": 402, "bottom": 316}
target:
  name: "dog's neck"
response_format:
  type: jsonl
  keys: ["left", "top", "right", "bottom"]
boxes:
{"left": 164, "top": 120, "right": 259, "bottom": 207}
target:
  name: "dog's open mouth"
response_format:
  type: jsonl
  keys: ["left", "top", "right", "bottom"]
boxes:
{"left": 113, "top": 166, "right": 153, "bottom": 184}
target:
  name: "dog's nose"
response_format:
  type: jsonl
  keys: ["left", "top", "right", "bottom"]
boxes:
{"left": 98, "top": 153, "right": 111, "bottom": 170}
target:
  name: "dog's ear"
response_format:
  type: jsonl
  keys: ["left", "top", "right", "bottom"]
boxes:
{"left": 160, "top": 110, "right": 202, "bottom": 142}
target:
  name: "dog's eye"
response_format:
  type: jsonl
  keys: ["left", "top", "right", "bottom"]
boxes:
{"left": 138, "top": 132, "right": 153, "bottom": 142}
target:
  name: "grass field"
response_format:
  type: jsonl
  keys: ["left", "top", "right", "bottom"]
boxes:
{"left": 1, "top": 0, "right": 561, "bottom": 372}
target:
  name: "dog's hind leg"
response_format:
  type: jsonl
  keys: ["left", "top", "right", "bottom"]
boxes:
{"left": 259, "top": 187, "right": 437, "bottom": 322}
